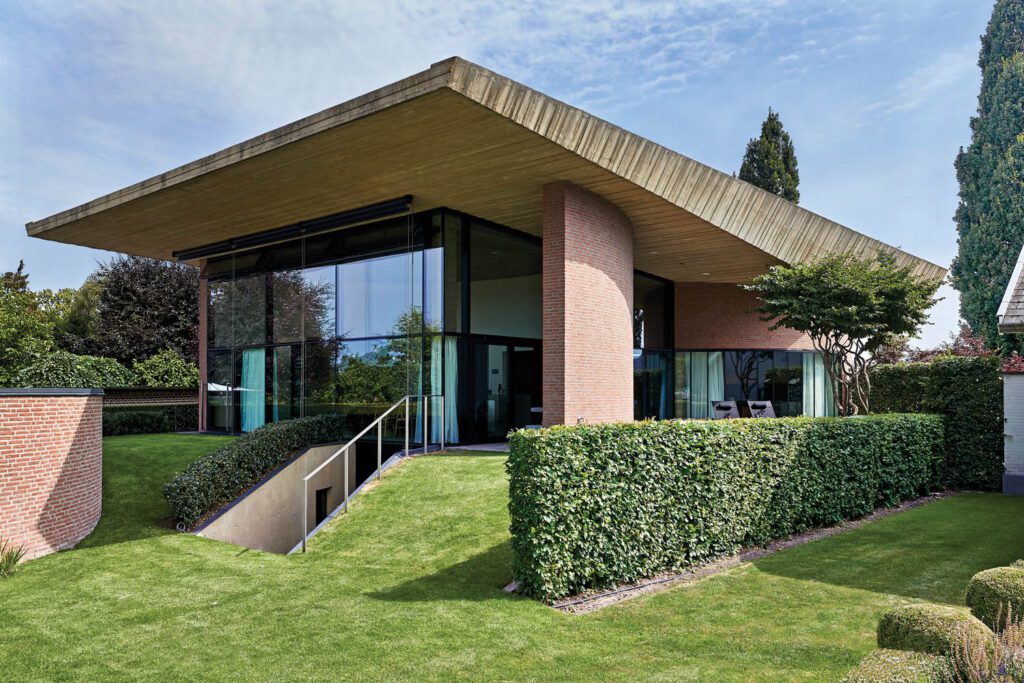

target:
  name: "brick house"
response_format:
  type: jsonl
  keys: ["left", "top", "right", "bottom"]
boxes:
{"left": 27, "top": 57, "right": 944, "bottom": 447}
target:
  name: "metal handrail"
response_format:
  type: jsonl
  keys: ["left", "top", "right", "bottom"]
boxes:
{"left": 301, "top": 393, "right": 445, "bottom": 552}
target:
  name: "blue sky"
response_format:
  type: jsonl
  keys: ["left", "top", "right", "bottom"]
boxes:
{"left": 0, "top": 1, "right": 994, "bottom": 346}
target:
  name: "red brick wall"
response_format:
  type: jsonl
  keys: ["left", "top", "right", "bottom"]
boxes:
{"left": 102, "top": 387, "right": 199, "bottom": 407}
{"left": 0, "top": 392, "right": 104, "bottom": 561}
{"left": 542, "top": 182, "right": 634, "bottom": 426}
{"left": 675, "top": 282, "right": 815, "bottom": 350}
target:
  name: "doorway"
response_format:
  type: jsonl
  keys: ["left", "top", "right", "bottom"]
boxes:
{"left": 471, "top": 339, "right": 540, "bottom": 441}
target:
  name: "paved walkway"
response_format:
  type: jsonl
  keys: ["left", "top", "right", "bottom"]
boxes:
{"left": 446, "top": 443, "right": 510, "bottom": 453}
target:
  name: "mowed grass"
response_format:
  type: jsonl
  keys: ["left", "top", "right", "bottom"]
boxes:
{"left": 2, "top": 435, "right": 1024, "bottom": 681}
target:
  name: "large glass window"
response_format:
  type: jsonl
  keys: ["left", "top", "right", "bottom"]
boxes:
{"left": 469, "top": 222, "right": 542, "bottom": 339}
{"left": 634, "top": 272, "right": 673, "bottom": 349}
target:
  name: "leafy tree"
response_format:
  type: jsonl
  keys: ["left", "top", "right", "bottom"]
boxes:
{"left": 875, "top": 323, "right": 994, "bottom": 364}
{"left": 132, "top": 349, "right": 199, "bottom": 388}
{"left": 52, "top": 275, "right": 103, "bottom": 354}
{"left": 0, "top": 261, "right": 56, "bottom": 385}
{"left": 91, "top": 256, "right": 199, "bottom": 365}
{"left": 745, "top": 251, "right": 939, "bottom": 415}
{"left": 951, "top": 0, "right": 1024, "bottom": 351}
{"left": 15, "top": 350, "right": 134, "bottom": 388}
{"left": 738, "top": 108, "right": 800, "bottom": 203}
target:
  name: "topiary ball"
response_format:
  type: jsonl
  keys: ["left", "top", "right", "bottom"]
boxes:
{"left": 966, "top": 566, "right": 1024, "bottom": 629}
{"left": 877, "top": 603, "right": 992, "bottom": 655}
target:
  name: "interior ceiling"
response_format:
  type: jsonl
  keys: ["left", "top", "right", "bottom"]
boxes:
{"left": 30, "top": 89, "right": 780, "bottom": 284}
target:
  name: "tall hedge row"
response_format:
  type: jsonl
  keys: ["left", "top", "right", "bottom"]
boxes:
{"left": 507, "top": 414, "right": 944, "bottom": 601}
{"left": 871, "top": 356, "right": 1003, "bottom": 490}
{"left": 163, "top": 414, "right": 348, "bottom": 527}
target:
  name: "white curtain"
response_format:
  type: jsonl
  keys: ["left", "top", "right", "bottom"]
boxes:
{"left": 802, "top": 352, "right": 816, "bottom": 416}
{"left": 689, "top": 351, "right": 708, "bottom": 418}
{"left": 707, "top": 352, "right": 725, "bottom": 415}
{"left": 430, "top": 337, "right": 443, "bottom": 443}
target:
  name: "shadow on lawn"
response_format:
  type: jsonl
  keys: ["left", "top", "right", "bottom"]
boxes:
{"left": 751, "top": 495, "right": 1024, "bottom": 606}
{"left": 368, "top": 541, "right": 517, "bottom": 603}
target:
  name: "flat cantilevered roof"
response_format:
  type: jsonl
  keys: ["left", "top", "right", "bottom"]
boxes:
{"left": 26, "top": 56, "right": 946, "bottom": 284}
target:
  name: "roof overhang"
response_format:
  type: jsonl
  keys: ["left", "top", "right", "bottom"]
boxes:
{"left": 26, "top": 57, "right": 946, "bottom": 284}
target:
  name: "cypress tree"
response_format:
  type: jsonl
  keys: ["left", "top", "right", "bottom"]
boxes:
{"left": 738, "top": 108, "right": 800, "bottom": 203}
{"left": 951, "top": 0, "right": 1024, "bottom": 351}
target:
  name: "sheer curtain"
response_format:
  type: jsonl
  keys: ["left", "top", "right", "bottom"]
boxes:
{"left": 241, "top": 348, "right": 266, "bottom": 432}
{"left": 707, "top": 351, "right": 725, "bottom": 414}
{"left": 689, "top": 352, "right": 708, "bottom": 418}
{"left": 444, "top": 338, "right": 459, "bottom": 443}
{"left": 802, "top": 352, "right": 816, "bottom": 416}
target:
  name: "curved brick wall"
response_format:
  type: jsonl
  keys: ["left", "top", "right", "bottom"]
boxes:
{"left": 0, "top": 389, "right": 104, "bottom": 561}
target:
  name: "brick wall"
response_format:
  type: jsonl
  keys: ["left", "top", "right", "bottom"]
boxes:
{"left": 102, "top": 387, "right": 199, "bottom": 407}
{"left": 675, "top": 282, "right": 815, "bottom": 351}
{"left": 542, "top": 181, "right": 634, "bottom": 425}
{"left": 0, "top": 390, "right": 104, "bottom": 561}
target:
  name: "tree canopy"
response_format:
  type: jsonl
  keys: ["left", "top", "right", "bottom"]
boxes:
{"left": 951, "top": 0, "right": 1024, "bottom": 352}
{"left": 745, "top": 251, "right": 939, "bottom": 415}
{"left": 738, "top": 108, "right": 800, "bottom": 203}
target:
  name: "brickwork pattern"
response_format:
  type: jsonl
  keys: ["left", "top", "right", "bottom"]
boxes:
{"left": 542, "top": 182, "right": 634, "bottom": 426}
{"left": 675, "top": 282, "right": 815, "bottom": 351}
{"left": 0, "top": 395, "right": 103, "bottom": 560}
{"left": 102, "top": 388, "right": 199, "bottom": 407}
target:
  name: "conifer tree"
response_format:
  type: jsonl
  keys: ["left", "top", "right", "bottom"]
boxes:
{"left": 738, "top": 108, "right": 800, "bottom": 203}
{"left": 951, "top": 0, "right": 1024, "bottom": 351}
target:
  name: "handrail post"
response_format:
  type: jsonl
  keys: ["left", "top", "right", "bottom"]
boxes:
{"left": 404, "top": 396, "right": 410, "bottom": 456}
{"left": 377, "top": 420, "right": 382, "bottom": 481}
{"left": 440, "top": 395, "right": 445, "bottom": 451}
{"left": 302, "top": 481, "right": 308, "bottom": 553}
{"left": 422, "top": 393, "right": 428, "bottom": 454}
{"left": 343, "top": 445, "right": 349, "bottom": 513}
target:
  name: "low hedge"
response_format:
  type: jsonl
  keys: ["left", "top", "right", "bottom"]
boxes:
{"left": 840, "top": 649, "right": 944, "bottom": 683}
{"left": 507, "top": 414, "right": 944, "bottom": 601}
{"left": 103, "top": 405, "right": 198, "bottom": 436}
{"left": 163, "top": 414, "right": 348, "bottom": 527}
{"left": 877, "top": 604, "right": 992, "bottom": 656}
{"left": 871, "top": 357, "right": 1003, "bottom": 490}
{"left": 966, "top": 566, "right": 1024, "bottom": 629}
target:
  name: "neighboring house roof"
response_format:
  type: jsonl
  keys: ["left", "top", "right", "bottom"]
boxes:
{"left": 25, "top": 56, "right": 945, "bottom": 284}
{"left": 998, "top": 243, "right": 1024, "bottom": 333}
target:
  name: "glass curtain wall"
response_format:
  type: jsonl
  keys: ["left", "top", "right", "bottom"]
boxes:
{"left": 204, "top": 208, "right": 542, "bottom": 445}
{"left": 633, "top": 272, "right": 674, "bottom": 420}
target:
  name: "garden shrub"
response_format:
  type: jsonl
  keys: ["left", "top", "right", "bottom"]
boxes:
{"left": 507, "top": 414, "right": 944, "bottom": 601}
{"left": 132, "top": 350, "right": 199, "bottom": 389}
{"left": 163, "top": 414, "right": 348, "bottom": 527}
{"left": 966, "top": 566, "right": 1024, "bottom": 629}
{"left": 13, "top": 350, "right": 134, "bottom": 388}
{"left": 840, "top": 649, "right": 944, "bottom": 683}
{"left": 871, "top": 357, "right": 1003, "bottom": 490}
{"left": 103, "top": 405, "right": 198, "bottom": 436}
{"left": 877, "top": 604, "right": 992, "bottom": 656}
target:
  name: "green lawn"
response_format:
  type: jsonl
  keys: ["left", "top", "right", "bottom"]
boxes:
{"left": 2, "top": 435, "right": 1023, "bottom": 681}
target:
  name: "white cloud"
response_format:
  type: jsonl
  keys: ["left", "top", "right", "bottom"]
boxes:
{"left": 865, "top": 43, "right": 978, "bottom": 115}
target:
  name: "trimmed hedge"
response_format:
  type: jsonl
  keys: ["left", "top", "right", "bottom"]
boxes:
{"left": 13, "top": 350, "right": 134, "bottom": 388}
{"left": 507, "top": 414, "right": 944, "bottom": 601}
{"left": 103, "top": 405, "right": 198, "bottom": 436}
{"left": 840, "top": 649, "right": 943, "bottom": 683}
{"left": 871, "top": 357, "right": 1003, "bottom": 490}
{"left": 163, "top": 414, "right": 348, "bottom": 527}
{"left": 966, "top": 566, "right": 1024, "bottom": 629}
{"left": 877, "top": 604, "right": 992, "bottom": 656}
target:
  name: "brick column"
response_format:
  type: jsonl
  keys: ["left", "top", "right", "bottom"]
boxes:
{"left": 542, "top": 182, "right": 634, "bottom": 426}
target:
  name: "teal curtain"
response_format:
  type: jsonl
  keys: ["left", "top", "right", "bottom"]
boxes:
{"left": 430, "top": 336, "right": 443, "bottom": 443}
{"left": 444, "top": 337, "right": 460, "bottom": 443}
{"left": 707, "top": 352, "right": 725, "bottom": 415}
{"left": 241, "top": 348, "right": 266, "bottom": 432}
